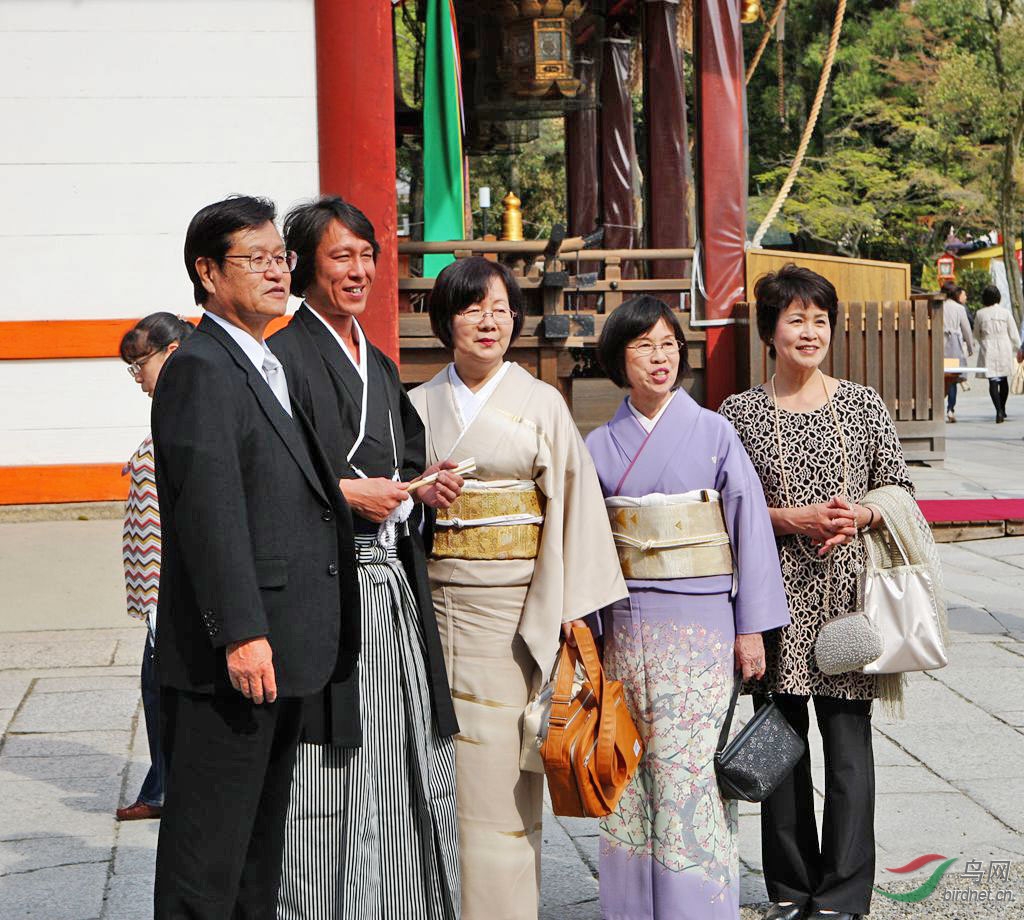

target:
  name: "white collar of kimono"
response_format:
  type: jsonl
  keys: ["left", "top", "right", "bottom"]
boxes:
{"left": 305, "top": 305, "right": 375, "bottom": 466}
{"left": 305, "top": 304, "right": 368, "bottom": 383}
{"left": 306, "top": 303, "right": 411, "bottom": 544}
{"left": 627, "top": 389, "right": 676, "bottom": 433}
{"left": 448, "top": 361, "right": 512, "bottom": 433}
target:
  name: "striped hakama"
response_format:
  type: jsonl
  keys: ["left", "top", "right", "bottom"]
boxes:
{"left": 278, "top": 535, "right": 460, "bottom": 920}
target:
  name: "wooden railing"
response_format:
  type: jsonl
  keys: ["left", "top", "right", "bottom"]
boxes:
{"left": 738, "top": 296, "right": 945, "bottom": 462}
{"left": 397, "top": 245, "right": 700, "bottom": 414}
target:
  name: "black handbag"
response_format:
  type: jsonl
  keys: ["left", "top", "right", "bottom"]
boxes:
{"left": 714, "top": 675, "right": 805, "bottom": 802}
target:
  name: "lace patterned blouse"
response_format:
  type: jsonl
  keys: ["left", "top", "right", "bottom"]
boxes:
{"left": 719, "top": 380, "right": 914, "bottom": 699}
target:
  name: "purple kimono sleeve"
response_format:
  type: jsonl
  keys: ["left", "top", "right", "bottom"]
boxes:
{"left": 717, "top": 424, "right": 791, "bottom": 635}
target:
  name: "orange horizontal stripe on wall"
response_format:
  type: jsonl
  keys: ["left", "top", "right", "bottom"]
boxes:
{"left": 0, "top": 316, "right": 293, "bottom": 360}
{"left": 0, "top": 463, "right": 129, "bottom": 505}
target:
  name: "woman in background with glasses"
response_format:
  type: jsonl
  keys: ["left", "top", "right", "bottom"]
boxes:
{"left": 585, "top": 296, "right": 789, "bottom": 919}
{"left": 116, "top": 312, "right": 193, "bottom": 822}
{"left": 409, "top": 256, "right": 627, "bottom": 920}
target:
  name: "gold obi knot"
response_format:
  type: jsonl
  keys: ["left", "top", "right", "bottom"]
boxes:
{"left": 432, "top": 483, "right": 544, "bottom": 560}
{"left": 607, "top": 490, "right": 735, "bottom": 579}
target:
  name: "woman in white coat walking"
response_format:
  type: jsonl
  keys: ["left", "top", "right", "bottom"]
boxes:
{"left": 943, "top": 285, "right": 974, "bottom": 423}
{"left": 974, "top": 284, "right": 1019, "bottom": 423}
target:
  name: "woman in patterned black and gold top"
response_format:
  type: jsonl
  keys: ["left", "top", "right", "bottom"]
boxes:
{"left": 720, "top": 265, "right": 913, "bottom": 920}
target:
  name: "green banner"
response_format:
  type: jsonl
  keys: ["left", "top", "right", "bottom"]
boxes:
{"left": 422, "top": 0, "right": 464, "bottom": 278}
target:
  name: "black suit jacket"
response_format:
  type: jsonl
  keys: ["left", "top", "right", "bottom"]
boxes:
{"left": 151, "top": 314, "right": 359, "bottom": 698}
{"left": 269, "top": 305, "right": 458, "bottom": 744}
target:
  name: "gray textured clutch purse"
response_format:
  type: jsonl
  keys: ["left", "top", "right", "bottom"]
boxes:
{"left": 814, "top": 610, "right": 884, "bottom": 676}
{"left": 715, "top": 677, "right": 805, "bottom": 802}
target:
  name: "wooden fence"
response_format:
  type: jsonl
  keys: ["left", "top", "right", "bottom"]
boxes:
{"left": 397, "top": 243, "right": 946, "bottom": 460}
{"left": 738, "top": 296, "right": 945, "bottom": 462}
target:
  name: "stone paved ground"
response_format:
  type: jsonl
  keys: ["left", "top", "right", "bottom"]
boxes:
{"left": 3, "top": 388, "right": 1024, "bottom": 918}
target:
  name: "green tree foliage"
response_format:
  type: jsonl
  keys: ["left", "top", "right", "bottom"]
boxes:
{"left": 747, "top": 0, "right": 1024, "bottom": 292}
{"left": 467, "top": 119, "right": 567, "bottom": 240}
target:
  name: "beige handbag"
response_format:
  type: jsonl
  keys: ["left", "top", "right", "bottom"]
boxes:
{"left": 861, "top": 524, "right": 948, "bottom": 674}
{"left": 1012, "top": 360, "right": 1024, "bottom": 396}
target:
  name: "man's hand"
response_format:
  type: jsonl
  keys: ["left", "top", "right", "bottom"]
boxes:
{"left": 226, "top": 637, "right": 276, "bottom": 704}
{"left": 735, "top": 632, "right": 766, "bottom": 681}
{"left": 414, "top": 460, "right": 464, "bottom": 510}
{"left": 339, "top": 477, "right": 409, "bottom": 523}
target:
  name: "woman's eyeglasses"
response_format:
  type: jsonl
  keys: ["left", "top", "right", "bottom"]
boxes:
{"left": 456, "top": 307, "right": 517, "bottom": 325}
{"left": 126, "top": 350, "right": 160, "bottom": 377}
{"left": 627, "top": 340, "right": 683, "bottom": 358}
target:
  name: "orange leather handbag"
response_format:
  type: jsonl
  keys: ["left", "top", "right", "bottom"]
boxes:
{"left": 541, "top": 624, "right": 644, "bottom": 818}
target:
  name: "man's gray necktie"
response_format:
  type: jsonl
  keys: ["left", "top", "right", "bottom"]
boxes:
{"left": 261, "top": 350, "right": 293, "bottom": 418}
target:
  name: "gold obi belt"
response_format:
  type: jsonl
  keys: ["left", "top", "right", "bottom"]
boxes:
{"left": 606, "top": 489, "right": 735, "bottom": 579}
{"left": 432, "top": 481, "right": 544, "bottom": 561}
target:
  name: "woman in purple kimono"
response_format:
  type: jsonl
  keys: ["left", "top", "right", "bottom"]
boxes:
{"left": 585, "top": 296, "right": 791, "bottom": 919}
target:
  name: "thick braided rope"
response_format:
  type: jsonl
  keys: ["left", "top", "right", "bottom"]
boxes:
{"left": 745, "top": 0, "right": 788, "bottom": 85}
{"left": 751, "top": 0, "right": 847, "bottom": 249}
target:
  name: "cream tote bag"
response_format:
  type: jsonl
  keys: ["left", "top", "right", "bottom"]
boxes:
{"left": 1012, "top": 360, "right": 1024, "bottom": 396}
{"left": 861, "top": 525, "right": 948, "bottom": 674}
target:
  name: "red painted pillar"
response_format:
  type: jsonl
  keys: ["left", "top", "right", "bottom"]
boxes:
{"left": 644, "top": 0, "right": 692, "bottom": 288}
{"left": 314, "top": 1, "right": 400, "bottom": 361}
{"left": 695, "top": 0, "right": 747, "bottom": 408}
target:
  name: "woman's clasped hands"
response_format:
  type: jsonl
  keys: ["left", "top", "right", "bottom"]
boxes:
{"left": 797, "top": 496, "right": 873, "bottom": 555}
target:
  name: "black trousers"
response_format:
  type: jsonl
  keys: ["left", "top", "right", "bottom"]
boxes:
{"left": 757, "top": 693, "right": 875, "bottom": 915}
{"left": 988, "top": 376, "right": 1009, "bottom": 417}
{"left": 155, "top": 688, "right": 303, "bottom": 920}
{"left": 138, "top": 633, "right": 165, "bottom": 806}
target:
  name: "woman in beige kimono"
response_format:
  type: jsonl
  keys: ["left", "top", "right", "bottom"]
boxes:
{"left": 410, "top": 256, "right": 627, "bottom": 920}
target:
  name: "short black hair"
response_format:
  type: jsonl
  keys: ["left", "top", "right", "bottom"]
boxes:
{"left": 597, "top": 295, "right": 688, "bottom": 389}
{"left": 184, "top": 196, "right": 277, "bottom": 306}
{"left": 754, "top": 264, "right": 839, "bottom": 359}
{"left": 982, "top": 284, "right": 1001, "bottom": 306}
{"left": 119, "top": 312, "right": 195, "bottom": 363}
{"left": 428, "top": 257, "right": 525, "bottom": 349}
{"left": 284, "top": 195, "right": 381, "bottom": 298}
{"left": 944, "top": 285, "right": 965, "bottom": 303}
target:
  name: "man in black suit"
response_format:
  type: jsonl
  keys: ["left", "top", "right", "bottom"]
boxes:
{"left": 151, "top": 195, "right": 358, "bottom": 919}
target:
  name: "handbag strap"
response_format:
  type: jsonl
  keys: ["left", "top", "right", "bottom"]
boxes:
{"left": 570, "top": 624, "right": 620, "bottom": 785}
{"left": 715, "top": 672, "right": 742, "bottom": 754}
{"left": 546, "top": 625, "right": 604, "bottom": 754}
{"left": 715, "top": 672, "right": 773, "bottom": 754}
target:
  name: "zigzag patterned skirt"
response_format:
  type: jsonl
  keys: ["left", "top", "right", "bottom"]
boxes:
{"left": 278, "top": 534, "right": 459, "bottom": 920}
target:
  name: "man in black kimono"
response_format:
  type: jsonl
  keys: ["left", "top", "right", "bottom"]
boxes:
{"left": 268, "top": 196, "right": 463, "bottom": 919}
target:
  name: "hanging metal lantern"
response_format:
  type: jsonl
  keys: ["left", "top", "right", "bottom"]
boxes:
{"left": 504, "top": 16, "right": 580, "bottom": 98}
{"left": 456, "top": 0, "right": 601, "bottom": 121}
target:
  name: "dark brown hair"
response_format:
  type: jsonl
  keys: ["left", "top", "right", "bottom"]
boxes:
{"left": 754, "top": 264, "right": 839, "bottom": 359}
{"left": 428, "top": 257, "right": 525, "bottom": 349}
{"left": 119, "top": 312, "right": 194, "bottom": 363}
{"left": 597, "top": 295, "right": 688, "bottom": 389}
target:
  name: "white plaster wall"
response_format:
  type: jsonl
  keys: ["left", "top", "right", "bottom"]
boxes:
{"left": 0, "top": 359, "right": 149, "bottom": 465}
{"left": 0, "top": 0, "right": 319, "bottom": 469}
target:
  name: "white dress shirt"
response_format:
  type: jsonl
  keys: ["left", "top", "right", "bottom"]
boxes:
{"left": 205, "top": 311, "right": 292, "bottom": 416}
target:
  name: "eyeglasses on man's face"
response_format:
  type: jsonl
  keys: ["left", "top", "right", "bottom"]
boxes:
{"left": 223, "top": 250, "right": 298, "bottom": 274}
{"left": 456, "top": 306, "right": 517, "bottom": 325}
{"left": 626, "top": 339, "right": 683, "bottom": 358}
{"left": 126, "top": 350, "right": 160, "bottom": 377}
